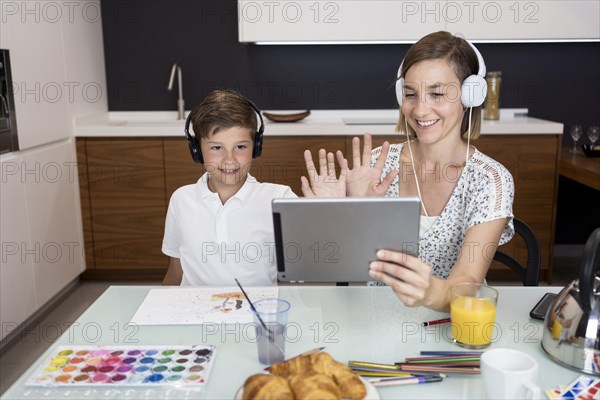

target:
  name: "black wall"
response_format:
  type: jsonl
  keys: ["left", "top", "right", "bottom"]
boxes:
{"left": 101, "top": 0, "right": 600, "bottom": 242}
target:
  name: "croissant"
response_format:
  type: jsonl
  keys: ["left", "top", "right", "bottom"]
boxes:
{"left": 288, "top": 373, "right": 340, "bottom": 400}
{"left": 260, "top": 352, "right": 367, "bottom": 400}
{"left": 242, "top": 374, "right": 294, "bottom": 400}
{"left": 332, "top": 371, "right": 367, "bottom": 400}
{"left": 310, "top": 352, "right": 345, "bottom": 376}
{"left": 310, "top": 353, "right": 367, "bottom": 400}
{"left": 268, "top": 354, "right": 315, "bottom": 378}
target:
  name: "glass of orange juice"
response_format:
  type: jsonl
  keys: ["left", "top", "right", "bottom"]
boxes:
{"left": 450, "top": 283, "right": 498, "bottom": 349}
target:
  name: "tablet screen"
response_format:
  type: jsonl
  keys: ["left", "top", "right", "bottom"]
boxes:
{"left": 272, "top": 197, "right": 420, "bottom": 283}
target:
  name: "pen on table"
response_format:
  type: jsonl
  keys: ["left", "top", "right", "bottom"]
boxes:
{"left": 370, "top": 376, "right": 444, "bottom": 387}
{"left": 422, "top": 317, "right": 451, "bottom": 326}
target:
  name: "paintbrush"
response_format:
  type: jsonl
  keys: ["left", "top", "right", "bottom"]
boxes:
{"left": 234, "top": 278, "right": 274, "bottom": 341}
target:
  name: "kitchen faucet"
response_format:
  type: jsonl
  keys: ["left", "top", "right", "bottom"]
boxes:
{"left": 167, "top": 63, "right": 185, "bottom": 120}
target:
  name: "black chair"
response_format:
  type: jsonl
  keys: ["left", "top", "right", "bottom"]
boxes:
{"left": 493, "top": 218, "right": 541, "bottom": 286}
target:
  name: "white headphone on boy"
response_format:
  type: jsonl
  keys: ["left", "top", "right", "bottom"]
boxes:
{"left": 395, "top": 40, "right": 488, "bottom": 108}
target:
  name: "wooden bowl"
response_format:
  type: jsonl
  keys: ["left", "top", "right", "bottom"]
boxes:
{"left": 262, "top": 110, "right": 311, "bottom": 123}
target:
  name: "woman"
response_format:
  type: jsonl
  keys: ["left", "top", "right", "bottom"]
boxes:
{"left": 301, "top": 31, "right": 514, "bottom": 312}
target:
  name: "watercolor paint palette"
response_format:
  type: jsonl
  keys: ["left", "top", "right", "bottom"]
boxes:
{"left": 26, "top": 345, "right": 216, "bottom": 387}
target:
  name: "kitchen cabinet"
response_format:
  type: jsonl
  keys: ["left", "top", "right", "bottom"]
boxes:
{"left": 0, "top": 155, "right": 37, "bottom": 341}
{"left": 0, "top": 0, "right": 107, "bottom": 346}
{"left": 22, "top": 141, "right": 87, "bottom": 306}
{"left": 238, "top": 1, "right": 443, "bottom": 43}
{"left": 0, "top": 0, "right": 107, "bottom": 150}
{"left": 1, "top": 140, "right": 85, "bottom": 341}
{"left": 77, "top": 133, "right": 560, "bottom": 283}
{"left": 78, "top": 139, "right": 167, "bottom": 277}
{"left": 447, "top": 1, "right": 600, "bottom": 41}
{"left": 0, "top": 9, "right": 70, "bottom": 150}
{"left": 238, "top": 1, "right": 599, "bottom": 43}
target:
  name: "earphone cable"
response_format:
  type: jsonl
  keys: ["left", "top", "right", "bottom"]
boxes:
{"left": 466, "top": 107, "right": 472, "bottom": 166}
{"left": 403, "top": 106, "right": 472, "bottom": 230}
{"left": 405, "top": 119, "right": 429, "bottom": 219}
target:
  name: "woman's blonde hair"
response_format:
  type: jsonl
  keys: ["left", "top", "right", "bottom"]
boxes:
{"left": 396, "top": 31, "right": 483, "bottom": 140}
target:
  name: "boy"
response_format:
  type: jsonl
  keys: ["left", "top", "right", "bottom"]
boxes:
{"left": 161, "top": 90, "right": 296, "bottom": 286}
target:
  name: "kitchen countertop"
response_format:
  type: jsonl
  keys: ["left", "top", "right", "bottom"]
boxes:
{"left": 74, "top": 109, "right": 564, "bottom": 137}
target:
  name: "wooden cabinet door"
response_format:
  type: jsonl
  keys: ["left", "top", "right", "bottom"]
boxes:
{"left": 164, "top": 138, "right": 205, "bottom": 198}
{"left": 476, "top": 135, "right": 560, "bottom": 281}
{"left": 78, "top": 134, "right": 558, "bottom": 283}
{"left": 84, "top": 138, "right": 167, "bottom": 271}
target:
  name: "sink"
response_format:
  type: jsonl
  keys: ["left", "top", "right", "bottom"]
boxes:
{"left": 99, "top": 111, "right": 189, "bottom": 129}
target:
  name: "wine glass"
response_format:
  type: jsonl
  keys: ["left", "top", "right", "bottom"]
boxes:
{"left": 569, "top": 125, "right": 583, "bottom": 153}
{"left": 587, "top": 126, "right": 599, "bottom": 147}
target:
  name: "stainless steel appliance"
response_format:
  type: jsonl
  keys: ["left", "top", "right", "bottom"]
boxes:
{"left": 541, "top": 228, "right": 600, "bottom": 376}
{"left": 0, "top": 49, "right": 19, "bottom": 154}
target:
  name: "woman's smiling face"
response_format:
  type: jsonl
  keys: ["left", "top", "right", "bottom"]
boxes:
{"left": 401, "top": 58, "right": 465, "bottom": 146}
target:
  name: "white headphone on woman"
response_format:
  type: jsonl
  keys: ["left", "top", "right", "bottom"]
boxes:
{"left": 395, "top": 40, "right": 488, "bottom": 108}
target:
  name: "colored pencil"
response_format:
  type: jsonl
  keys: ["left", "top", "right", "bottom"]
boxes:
{"left": 398, "top": 365, "right": 480, "bottom": 374}
{"left": 422, "top": 318, "right": 451, "bottom": 326}
{"left": 350, "top": 366, "right": 408, "bottom": 374}
{"left": 371, "top": 376, "right": 444, "bottom": 387}
{"left": 370, "top": 375, "right": 444, "bottom": 383}
{"left": 354, "top": 369, "right": 446, "bottom": 377}
{"left": 348, "top": 361, "right": 402, "bottom": 370}
{"left": 403, "top": 356, "right": 480, "bottom": 363}
{"left": 419, "top": 351, "right": 483, "bottom": 356}
{"left": 398, "top": 361, "right": 480, "bottom": 368}
{"left": 354, "top": 371, "right": 416, "bottom": 378}
{"left": 368, "top": 374, "right": 445, "bottom": 383}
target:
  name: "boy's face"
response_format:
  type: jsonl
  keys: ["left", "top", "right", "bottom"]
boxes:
{"left": 200, "top": 126, "right": 254, "bottom": 191}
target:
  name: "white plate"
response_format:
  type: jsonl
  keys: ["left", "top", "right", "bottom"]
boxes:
{"left": 234, "top": 375, "right": 379, "bottom": 400}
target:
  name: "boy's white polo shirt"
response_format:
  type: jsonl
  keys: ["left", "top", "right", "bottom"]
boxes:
{"left": 162, "top": 173, "right": 297, "bottom": 286}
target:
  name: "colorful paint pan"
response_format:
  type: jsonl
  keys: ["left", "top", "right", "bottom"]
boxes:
{"left": 26, "top": 345, "right": 216, "bottom": 387}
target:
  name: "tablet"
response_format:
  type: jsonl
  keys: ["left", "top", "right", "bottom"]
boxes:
{"left": 272, "top": 197, "right": 421, "bottom": 283}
